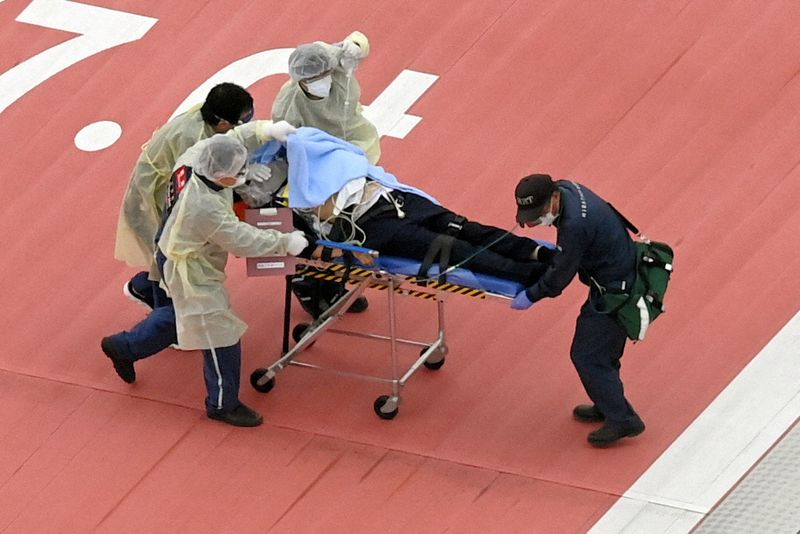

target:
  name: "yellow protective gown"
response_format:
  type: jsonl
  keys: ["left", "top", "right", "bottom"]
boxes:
{"left": 271, "top": 31, "right": 381, "bottom": 164}
{"left": 114, "top": 105, "right": 211, "bottom": 271}
{"left": 158, "top": 175, "right": 294, "bottom": 350}
{"left": 114, "top": 108, "right": 277, "bottom": 276}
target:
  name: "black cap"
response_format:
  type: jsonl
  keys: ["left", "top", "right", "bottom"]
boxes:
{"left": 515, "top": 174, "right": 555, "bottom": 224}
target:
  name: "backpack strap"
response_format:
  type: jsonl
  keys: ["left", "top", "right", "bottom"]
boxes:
{"left": 607, "top": 202, "right": 639, "bottom": 235}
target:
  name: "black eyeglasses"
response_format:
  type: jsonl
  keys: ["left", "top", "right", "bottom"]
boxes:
{"left": 216, "top": 108, "right": 254, "bottom": 126}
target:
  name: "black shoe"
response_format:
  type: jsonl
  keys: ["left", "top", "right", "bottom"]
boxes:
{"left": 587, "top": 419, "right": 645, "bottom": 447}
{"left": 573, "top": 404, "right": 605, "bottom": 423}
{"left": 123, "top": 280, "right": 154, "bottom": 309}
{"left": 101, "top": 337, "right": 136, "bottom": 384}
{"left": 346, "top": 296, "right": 369, "bottom": 313}
{"left": 207, "top": 403, "right": 263, "bottom": 427}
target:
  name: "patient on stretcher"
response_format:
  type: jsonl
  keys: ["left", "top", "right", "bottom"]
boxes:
{"left": 304, "top": 179, "right": 552, "bottom": 285}
{"left": 242, "top": 128, "right": 555, "bottom": 285}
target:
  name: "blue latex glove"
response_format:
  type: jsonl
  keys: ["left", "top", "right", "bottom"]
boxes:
{"left": 511, "top": 290, "right": 535, "bottom": 310}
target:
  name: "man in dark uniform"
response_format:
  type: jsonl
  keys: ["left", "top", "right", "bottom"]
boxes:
{"left": 511, "top": 174, "right": 645, "bottom": 447}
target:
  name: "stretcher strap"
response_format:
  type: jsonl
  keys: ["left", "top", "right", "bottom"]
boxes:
{"left": 417, "top": 234, "right": 454, "bottom": 284}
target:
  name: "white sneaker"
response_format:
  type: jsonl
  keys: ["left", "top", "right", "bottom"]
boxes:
{"left": 122, "top": 281, "right": 153, "bottom": 309}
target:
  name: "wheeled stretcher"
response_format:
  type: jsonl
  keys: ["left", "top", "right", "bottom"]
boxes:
{"left": 244, "top": 208, "right": 526, "bottom": 419}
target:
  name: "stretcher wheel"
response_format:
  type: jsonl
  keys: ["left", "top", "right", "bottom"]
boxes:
{"left": 292, "top": 323, "right": 310, "bottom": 343}
{"left": 250, "top": 368, "right": 275, "bottom": 393}
{"left": 423, "top": 357, "right": 445, "bottom": 370}
{"left": 422, "top": 346, "right": 447, "bottom": 370}
{"left": 373, "top": 395, "right": 399, "bottom": 420}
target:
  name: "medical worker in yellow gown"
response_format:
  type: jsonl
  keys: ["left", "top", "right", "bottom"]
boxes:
{"left": 103, "top": 134, "right": 308, "bottom": 427}
{"left": 272, "top": 31, "right": 380, "bottom": 164}
{"left": 115, "top": 82, "right": 276, "bottom": 309}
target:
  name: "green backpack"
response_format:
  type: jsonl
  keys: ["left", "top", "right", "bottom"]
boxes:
{"left": 602, "top": 205, "right": 675, "bottom": 341}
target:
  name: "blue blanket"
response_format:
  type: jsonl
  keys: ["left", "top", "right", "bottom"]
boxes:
{"left": 279, "top": 127, "right": 439, "bottom": 209}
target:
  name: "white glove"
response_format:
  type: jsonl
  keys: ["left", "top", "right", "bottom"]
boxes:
{"left": 339, "top": 40, "right": 361, "bottom": 72}
{"left": 245, "top": 163, "right": 271, "bottom": 184}
{"left": 267, "top": 120, "right": 296, "bottom": 142}
{"left": 286, "top": 230, "right": 309, "bottom": 256}
{"left": 340, "top": 40, "right": 361, "bottom": 60}
{"left": 235, "top": 182, "right": 273, "bottom": 207}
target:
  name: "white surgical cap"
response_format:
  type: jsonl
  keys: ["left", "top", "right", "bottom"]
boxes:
{"left": 193, "top": 135, "right": 247, "bottom": 181}
{"left": 288, "top": 43, "right": 336, "bottom": 81}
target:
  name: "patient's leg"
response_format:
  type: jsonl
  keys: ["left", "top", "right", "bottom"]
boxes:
{"left": 367, "top": 223, "right": 544, "bottom": 284}
{"left": 443, "top": 217, "right": 541, "bottom": 262}
{"left": 400, "top": 195, "right": 542, "bottom": 262}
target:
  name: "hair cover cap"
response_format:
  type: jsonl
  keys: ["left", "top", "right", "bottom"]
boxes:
{"left": 288, "top": 43, "right": 336, "bottom": 81}
{"left": 194, "top": 135, "right": 248, "bottom": 181}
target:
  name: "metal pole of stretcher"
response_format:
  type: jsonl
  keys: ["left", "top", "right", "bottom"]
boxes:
{"left": 386, "top": 274, "right": 401, "bottom": 412}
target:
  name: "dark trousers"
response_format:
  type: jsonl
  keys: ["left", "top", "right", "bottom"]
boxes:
{"left": 359, "top": 194, "right": 546, "bottom": 284}
{"left": 291, "top": 210, "right": 350, "bottom": 317}
{"left": 203, "top": 342, "right": 242, "bottom": 413}
{"left": 109, "top": 253, "right": 244, "bottom": 414}
{"left": 112, "top": 252, "right": 176, "bottom": 360}
{"left": 112, "top": 305, "right": 177, "bottom": 360}
{"left": 570, "top": 299, "right": 639, "bottom": 425}
{"left": 129, "top": 270, "right": 170, "bottom": 309}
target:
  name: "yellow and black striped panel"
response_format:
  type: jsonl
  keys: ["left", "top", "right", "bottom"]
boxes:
{"left": 295, "top": 265, "right": 488, "bottom": 300}
{"left": 418, "top": 280, "right": 486, "bottom": 298}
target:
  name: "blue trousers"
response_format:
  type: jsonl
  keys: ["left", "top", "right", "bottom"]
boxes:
{"left": 203, "top": 342, "right": 242, "bottom": 413}
{"left": 129, "top": 270, "right": 170, "bottom": 309}
{"left": 110, "top": 254, "right": 244, "bottom": 414}
{"left": 570, "top": 299, "right": 639, "bottom": 426}
{"left": 113, "top": 268, "right": 176, "bottom": 360}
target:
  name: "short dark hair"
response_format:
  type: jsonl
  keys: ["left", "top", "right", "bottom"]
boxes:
{"left": 200, "top": 82, "right": 253, "bottom": 126}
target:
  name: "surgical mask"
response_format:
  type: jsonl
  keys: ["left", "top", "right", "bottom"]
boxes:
{"left": 229, "top": 175, "right": 247, "bottom": 188}
{"left": 536, "top": 210, "right": 558, "bottom": 227}
{"left": 213, "top": 173, "right": 247, "bottom": 188}
{"left": 305, "top": 75, "right": 332, "bottom": 98}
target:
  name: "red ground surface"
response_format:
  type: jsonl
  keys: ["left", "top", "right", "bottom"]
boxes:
{"left": 1, "top": 0, "right": 799, "bottom": 532}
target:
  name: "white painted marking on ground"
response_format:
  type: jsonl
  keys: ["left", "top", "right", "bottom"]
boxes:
{"left": 589, "top": 310, "right": 800, "bottom": 533}
{"left": 74, "top": 120, "right": 122, "bottom": 151}
{"left": 173, "top": 57, "right": 437, "bottom": 140}
{"left": 363, "top": 70, "right": 438, "bottom": 138}
{"left": 169, "top": 48, "right": 294, "bottom": 120}
{"left": 0, "top": 1, "right": 157, "bottom": 115}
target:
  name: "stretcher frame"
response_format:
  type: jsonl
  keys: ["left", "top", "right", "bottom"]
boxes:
{"left": 248, "top": 248, "right": 513, "bottom": 420}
